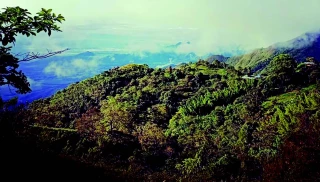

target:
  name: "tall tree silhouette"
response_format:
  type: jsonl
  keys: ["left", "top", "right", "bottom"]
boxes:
{"left": 0, "top": 6, "right": 68, "bottom": 94}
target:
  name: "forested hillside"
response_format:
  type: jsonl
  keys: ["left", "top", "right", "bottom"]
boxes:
{"left": 225, "top": 31, "right": 320, "bottom": 72}
{"left": 1, "top": 54, "right": 320, "bottom": 181}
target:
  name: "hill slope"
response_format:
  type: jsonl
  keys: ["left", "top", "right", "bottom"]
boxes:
{"left": 226, "top": 31, "right": 320, "bottom": 71}
{"left": 3, "top": 54, "right": 320, "bottom": 181}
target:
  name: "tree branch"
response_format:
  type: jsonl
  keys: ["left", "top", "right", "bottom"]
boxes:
{"left": 17, "top": 48, "right": 69, "bottom": 62}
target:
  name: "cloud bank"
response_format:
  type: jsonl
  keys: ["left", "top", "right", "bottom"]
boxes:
{"left": 4, "top": 0, "right": 320, "bottom": 56}
{"left": 44, "top": 59, "right": 100, "bottom": 77}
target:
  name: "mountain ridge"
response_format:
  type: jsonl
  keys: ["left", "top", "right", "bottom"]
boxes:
{"left": 225, "top": 31, "right": 320, "bottom": 71}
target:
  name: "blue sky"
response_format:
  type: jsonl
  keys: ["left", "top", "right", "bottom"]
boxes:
{"left": 3, "top": 0, "right": 320, "bottom": 56}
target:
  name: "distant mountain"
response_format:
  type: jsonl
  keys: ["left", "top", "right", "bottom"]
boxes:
{"left": 205, "top": 54, "right": 229, "bottom": 63}
{"left": 75, "top": 51, "right": 95, "bottom": 58}
{"left": 226, "top": 31, "right": 320, "bottom": 71}
{"left": 166, "top": 41, "right": 191, "bottom": 49}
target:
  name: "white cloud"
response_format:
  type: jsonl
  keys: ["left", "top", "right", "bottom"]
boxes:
{"left": 71, "top": 59, "right": 99, "bottom": 68}
{"left": 44, "top": 62, "right": 73, "bottom": 77}
{"left": 43, "top": 59, "right": 100, "bottom": 77}
{"left": 124, "top": 42, "right": 164, "bottom": 53}
{"left": 27, "top": 78, "right": 43, "bottom": 88}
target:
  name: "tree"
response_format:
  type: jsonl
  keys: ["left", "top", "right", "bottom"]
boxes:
{"left": 100, "top": 96, "right": 134, "bottom": 134}
{"left": 211, "top": 60, "right": 221, "bottom": 68}
{"left": 135, "top": 122, "right": 166, "bottom": 152}
{"left": 0, "top": 6, "right": 67, "bottom": 94}
{"left": 306, "top": 57, "right": 316, "bottom": 63}
{"left": 266, "top": 54, "right": 297, "bottom": 76}
{"left": 75, "top": 107, "right": 105, "bottom": 141}
{"left": 264, "top": 54, "right": 297, "bottom": 91}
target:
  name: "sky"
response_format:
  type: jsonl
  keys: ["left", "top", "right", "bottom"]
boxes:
{"left": 3, "top": 0, "right": 320, "bottom": 56}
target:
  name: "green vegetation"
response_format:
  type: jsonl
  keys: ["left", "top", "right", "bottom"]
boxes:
{"left": 226, "top": 47, "right": 277, "bottom": 70}
{"left": 2, "top": 53, "right": 320, "bottom": 181}
{"left": 1, "top": 7, "right": 320, "bottom": 180}
{"left": 226, "top": 32, "right": 320, "bottom": 73}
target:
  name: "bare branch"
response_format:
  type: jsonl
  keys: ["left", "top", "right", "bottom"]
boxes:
{"left": 14, "top": 52, "right": 28, "bottom": 57}
{"left": 18, "top": 48, "right": 70, "bottom": 62}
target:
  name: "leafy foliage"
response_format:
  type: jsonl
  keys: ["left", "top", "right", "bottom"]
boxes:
{"left": 4, "top": 54, "right": 320, "bottom": 181}
{"left": 0, "top": 6, "right": 66, "bottom": 94}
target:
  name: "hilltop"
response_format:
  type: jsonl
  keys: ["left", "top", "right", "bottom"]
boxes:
{"left": 205, "top": 54, "right": 229, "bottom": 63}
